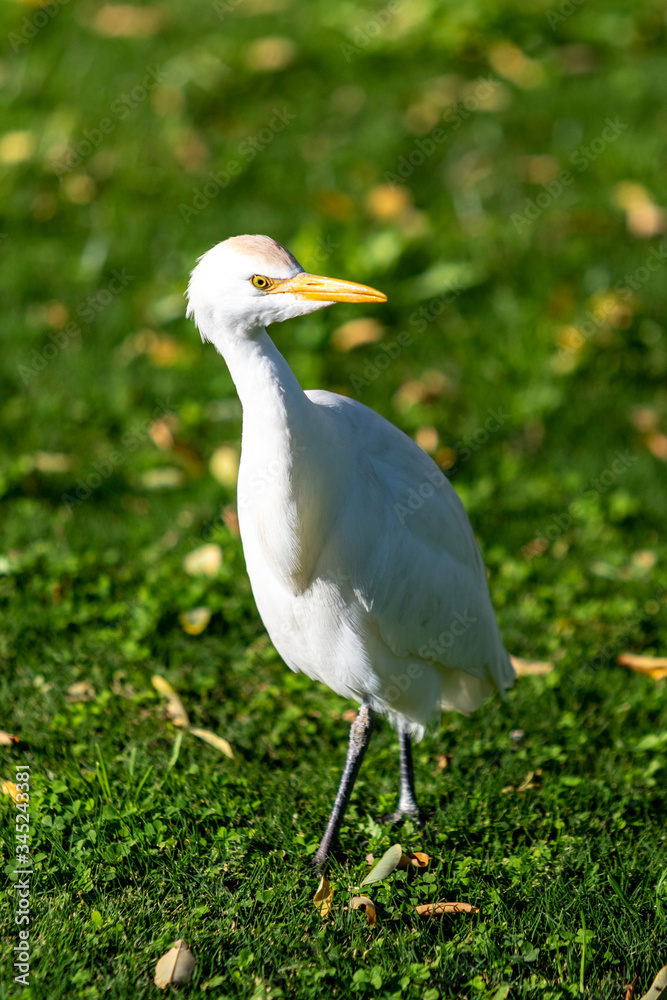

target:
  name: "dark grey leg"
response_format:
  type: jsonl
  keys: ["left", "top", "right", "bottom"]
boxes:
{"left": 397, "top": 723, "right": 420, "bottom": 816}
{"left": 382, "top": 721, "right": 421, "bottom": 824}
{"left": 313, "top": 702, "right": 374, "bottom": 870}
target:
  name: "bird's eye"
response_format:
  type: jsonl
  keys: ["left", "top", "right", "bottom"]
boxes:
{"left": 251, "top": 275, "right": 271, "bottom": 290}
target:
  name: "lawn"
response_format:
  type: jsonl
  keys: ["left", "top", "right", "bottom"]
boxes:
{"left": 1, "top": 0, "right": 667, "bottom": 997}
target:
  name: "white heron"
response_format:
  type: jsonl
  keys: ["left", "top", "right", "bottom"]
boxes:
{"left": 187, "top": 235, "right": 514, "bottom": 869}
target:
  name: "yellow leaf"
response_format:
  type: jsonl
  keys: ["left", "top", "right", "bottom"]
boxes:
{"left": 416, "top": 901, "right": 479, "bottom": 916}
{"left": 313, "top": 876, "right": 334, "bottom": 919}
{"left": 189, "top": 728, "right": 234, "bottom": 760}
{"left": 209, "top": 445, "right": 239, "bottom": 487}
{"left": 151, "top": 675, "right": 190, "bottom": 727}
{"left": 638, "top": 965, "right": 667, "bottom": 1000}
{"left": 1, "top": 781, "right": 19, "bottom": 802}
{"left": 92, "top": 5, "right": 165, "bottom": 38}
{"left": 511, "top": 655, "right": 554, "bottom": 676}
{"left": 0, "top": 732, "right": 18, "bottom": 746}
{"left": 351, "top": 895, "right": 377, "bottom": 926}
{"left": 154, "top": 939, "right": 195, "bottom": 988}
{"left": 66, "top": 680, "right": 96, "bottom": 702}
{"left": 179, "top": 607, "right": 212, "bottom": 636}
{"left": 361, "top": 843, "right": 402, "bottom": 885}
{"left": 618, "top": 653, "right": 667, "bottom": 681}
{"left": 331, "top": 318, "right": 383, "bottom": 352}
{"left": 183, "top": 543, "right": 223, "bottom": 578}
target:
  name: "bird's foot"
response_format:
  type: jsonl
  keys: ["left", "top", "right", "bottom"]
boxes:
{"left": 379, "top": 806, "right": 423, "bottom": 827}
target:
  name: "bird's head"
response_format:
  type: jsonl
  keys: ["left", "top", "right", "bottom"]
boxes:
{"left": 186, "top": 235, "right": 387, "bottom": 346}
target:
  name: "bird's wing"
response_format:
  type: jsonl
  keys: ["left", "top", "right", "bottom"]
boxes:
{"left": 306, "top": 390, "right": 514, "bottom": 701}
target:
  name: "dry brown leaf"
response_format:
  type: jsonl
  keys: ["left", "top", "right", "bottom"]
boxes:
{"left": 189, "top": 728, "right": 234, "bottom": 760}
{"left": 313, "top": 876, "right": 334, "bottom": 919}
{"left": 332, "top": 318, "right": 383, "bottom": 352}
{"left": 154, "top": 939, "right": 195, "bottom": 988}
{"left": 618, "top": 653, "right": 667, "bottom": 680}
{"left": 511, "top": 655, "right": 554, "bottom": 676}
{"left": 638, "top": 966, "right": 667, "bottom": 1000}
{"left": 0, "top": 732, "right": 18, "bottom": 746}
{"left": 179, "top": 607, "right": 212, "bottom": 636}
{"left": 183, "top": 543, "right": 223, "bottom": 578}
{"left": 351, "top": 895, "right": 377, "bottom": 926}
{"left": 151, "top": 675, "right": 190, "bottom": 727}
{"left": 397, "top": 851, "right": 430, "bottom": 870}
{"left": 625, "top": 975, "right": 638, "bottom": 1000}
{"left": 222, "top": 505, "right": 240, "bottom": 536}
{"left": 416, "top": 901, "right": 479, "bottom": 917}
{"left": 66, "top": 680, "right": 96, "bottom": 702}
{"left": 1, "top": 781, "right": 19, "bottom": 802}
{"left": 436, "top": 753, "right": 452, "bottom": 770}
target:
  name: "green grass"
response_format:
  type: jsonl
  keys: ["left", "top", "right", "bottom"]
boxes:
{"left": 1, "top": 0, "right": 667, "bottom": 997}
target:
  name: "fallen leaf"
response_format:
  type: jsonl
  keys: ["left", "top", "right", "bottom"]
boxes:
{"left": 179, "top": 607, "right": 212, "bottom": 636}
{"left": 639, "top": 966, "right": 667, "bottom": 1000}
{"left": 222, "top": 505, "right": 240, "bottom": 536}
{"left": 151, "top": 675, "right": 190, "bottom": 727}
{"left": 209, "top": 445, "right": 239, "bottom": 487}
{"left": 154, "top": 939, "right": 195, "bottom": 988}
{"left": 516, "top": 769, "right": 542, "bottom": 792}
{"left": 416, "top": 901, "right": 479, "bottom": 916}
{"left": 626, "top": 975, "right": 638, "bottom": 1000}
{"left": 183, "top": 543, "right": 223, "bottom": 578}
{"left": 618, "top": 653, "right": 667, "bottom": 681}
{"left": 511, "top": 655, "right": 554, "bottom": 676}
{"left": 341, "top": 709, "right": 358, "bottom": 723}
{"left": 351, "top": 895, "right": 377, "bottom": 926}
{"left": 2, "top": 781, "right": 19, "bottom": 801}
{"left": 0, "top": 732, "right": 18, "bottom": 746}
{"left": 313, "top": 876, "right": 333, "bottom": 919}
{"left": 141, "top": 467, "right": 184, "bottom": 490}
{"left": 361, "top": 843, "right": 403, "bottom": 886}
{"left": 189, "top": 728, "right": 234, "bottom": 760}
{"left": 332, "top": 318, "right": 383, "bottom": 352}
{"left": 397, "top": 851, "right": 430, "bottom": 870}
{"left": 436, "top": 753, "right": 452, "bottom": 770}
{"left": 66, "top": 680, "right": 96, "bottom": 702}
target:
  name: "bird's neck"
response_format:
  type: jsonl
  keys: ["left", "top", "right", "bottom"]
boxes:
{"left": 218, "top": 326, "right": 341, "bottom": 591}
{"left": 220, "top": 326, "right": 311, "bottom": 437}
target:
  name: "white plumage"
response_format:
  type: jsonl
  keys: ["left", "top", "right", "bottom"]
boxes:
{"left": 187, "top": 234, "right": 514, "bottom": 865}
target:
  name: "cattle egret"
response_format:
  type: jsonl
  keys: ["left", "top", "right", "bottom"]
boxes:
{"left": 187, "top": 235, "right": 514, "bottom": 869}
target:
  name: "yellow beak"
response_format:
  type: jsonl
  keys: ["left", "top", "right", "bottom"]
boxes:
{"left": 268, "top": 271, "right": 387, "bottom": 304}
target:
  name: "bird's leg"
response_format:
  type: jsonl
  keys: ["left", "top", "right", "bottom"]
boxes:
{"left": 312, "top": 702, "right": 374, "bottom": 871}
{"left": 382, "top": 722, "right": 421, "bottom": 825}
